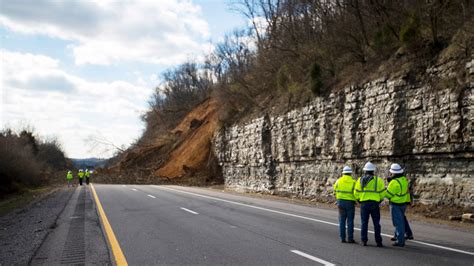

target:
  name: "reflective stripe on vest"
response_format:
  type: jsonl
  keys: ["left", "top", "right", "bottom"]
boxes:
{"left": 387, "top": 178, "right": 408, "bottom": 197}
{"left": 355, "top": 177, "right": 385, "bottom": 193}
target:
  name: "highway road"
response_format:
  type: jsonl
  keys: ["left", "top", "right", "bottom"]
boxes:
{"left": 92, "top": 184, "right": 474, "bottom": 265}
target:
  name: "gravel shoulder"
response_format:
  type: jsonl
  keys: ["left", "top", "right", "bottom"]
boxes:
{"left": 0, "top": 186, "right": 73, "bottom": 265}
{"left": 0, "top": 185, "right": 110, "bottom": 265}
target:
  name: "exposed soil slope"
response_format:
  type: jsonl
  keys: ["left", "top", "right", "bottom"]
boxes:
{"left": 155, "top": 98, "right": 221, "bottom": 179}
{"left": 103, "top": 98, "right": 222, "bottom": 184}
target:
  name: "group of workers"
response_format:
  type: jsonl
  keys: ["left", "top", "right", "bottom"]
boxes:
{"left": 66, "top": 169, "right": 92, "bottom": 187}
{"left": 333, "top": 161, "right": 413, "bottom": 247}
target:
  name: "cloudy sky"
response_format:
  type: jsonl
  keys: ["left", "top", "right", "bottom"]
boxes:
{"left": 0, "top": 0, "right": 246, "bottom": 158}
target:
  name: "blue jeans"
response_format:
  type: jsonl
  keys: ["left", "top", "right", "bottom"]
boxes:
{"left": 360, "top": 201, "right": 382, "bottom": 244}
{"left": 337, "top": 200, "right": 355, "bottom": 241}
{"left": 390, "top": 203, "right": 407, "bottom": 245}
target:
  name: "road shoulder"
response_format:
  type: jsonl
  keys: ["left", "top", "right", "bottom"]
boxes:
{"left": 0, "top": 186, "right": 73, "bottom": 265}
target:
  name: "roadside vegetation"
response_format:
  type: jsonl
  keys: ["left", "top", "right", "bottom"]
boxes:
{"left": 141, "top": 0, "right": 472, "bottom": 136}
{"left": 0, "top": 127, "right": 70, "bottom": 198}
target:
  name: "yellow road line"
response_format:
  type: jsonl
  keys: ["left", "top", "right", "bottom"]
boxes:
{"left": 90, "top": 183, "right": 128, "bottom": 266}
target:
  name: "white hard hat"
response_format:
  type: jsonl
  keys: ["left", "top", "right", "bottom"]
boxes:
{"left": 363, "top": 162, "right": 376, "bottom": 171}
{"left": 389, "top": 163, "right": 404, "bottom": 174}
{"left": 342, "top": 166, "right": 352, "bottom": 174}
{"left": 79, "top": 169, "right": 83, "bottom": 172}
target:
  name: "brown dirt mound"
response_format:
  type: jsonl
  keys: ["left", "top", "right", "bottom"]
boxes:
{"left": 155, "top": 98, "right": 221, "bottom": 179}
{"left": 100, "top": 97, "right": 222, "bottom": 185}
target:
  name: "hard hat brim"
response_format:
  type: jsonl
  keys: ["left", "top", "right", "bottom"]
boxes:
{"left": 390, "top": 169, "right": 404, "bottom": 174}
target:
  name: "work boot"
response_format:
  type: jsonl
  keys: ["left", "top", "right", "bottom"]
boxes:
{"left": 405, "top": 235, "right": 414, "bottom": 240}
{"left": 348, "top": 240, "right": 357, "bottom": 244}
{"left": 341, "top": 239, "right": 347, "bottom": 243}
{"left": 390, "top": 236, "right": 397, "bottom": 241}
{"left": 362, "top": 241, "right": 367, "bottom": 246}
{"left": 377, "top": 243, "right": 384, "bottom": 248}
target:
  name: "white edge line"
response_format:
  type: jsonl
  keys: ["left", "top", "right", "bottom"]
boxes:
{"left": 132, "top": 188, "right": 137, "bottom": 191}
{"left": 147, "top": 194, "right": 156, "bottom": 199}
{"left": 180, "top": 207, "right": 198, "bottom": 215}
{"left": 153, "top": 185, "right": 474, "bottom": 256}
{"left": 291, "top": 250, "right": 335, "bottom": 266}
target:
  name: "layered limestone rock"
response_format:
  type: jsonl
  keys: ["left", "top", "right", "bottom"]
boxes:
{"left": 214, "top": 58, "right": 474, "bottom": 208}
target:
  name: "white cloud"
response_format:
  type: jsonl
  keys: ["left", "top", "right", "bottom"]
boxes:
{"left": 0, "top": 0, "right": 211, "bottom": 66}
{"left": 1, "top": 49, "right": 153, "bottom": 158}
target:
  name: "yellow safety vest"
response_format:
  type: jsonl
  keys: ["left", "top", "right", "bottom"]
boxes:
{"left": 354, "top": 176, "right": 385, "bottom": 202}
{"left": 78, "top": 172, "right": 84, "bottom": 179}
{"left": 333, "top": 175, "right": 356, "bottom": 201}
{"left": 385, "top": 176, "right": 409, "bottom": 204}
{"left": 66, "top": 172, "right": 73, "bottom": 180}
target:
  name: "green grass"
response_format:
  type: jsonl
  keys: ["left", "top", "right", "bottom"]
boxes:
{"left": 0, "top": 186, "right": 54, "bottom": 216}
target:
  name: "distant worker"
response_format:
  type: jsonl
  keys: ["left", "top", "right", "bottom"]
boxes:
{"left": 385, "top": 163, "right": 412, "bottom": 247}
{"left": 66, "top": 170, "right": 73, "bottom": 187}
{"left": 333, "top": 166, "right": 357, "bottom": 243}
{"left": 78, "top": 169, "right": 84, "bottom": 186}
{"left": 85, "top": 169, "right": 91, "bottom": 185}
{"left": 354, "top": 162, "right": 385, "bottom": 247}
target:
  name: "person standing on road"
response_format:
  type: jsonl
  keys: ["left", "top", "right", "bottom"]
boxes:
{"left": 333, "top": 166, "right": 357, "bottom": 243}
{"left": 85, "top": 169, "right": 90, "bottom": 185}
{"left": 390, "top": 174, "right": 414, "bottom": 242}
{"left": 354, "top": 162, "right": 385, "bottom": 247}
{"left": 78, "top": 169, "right": 84, "bottom": 186}
{"left": 385, "top": 163, "right": 411, "bottom": 247}
{"left": 66, "top": 170, "right": 73, "bottom": 187}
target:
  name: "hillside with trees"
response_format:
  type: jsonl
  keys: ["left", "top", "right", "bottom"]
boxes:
{"left": 0, "top": 128, "right": 70, "bottom": 196}
{"left": 103, "top": 0, "right": 473, "bottom": 184}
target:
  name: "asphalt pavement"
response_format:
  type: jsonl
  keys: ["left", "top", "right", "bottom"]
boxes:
{"left": 92, "top": 184, "right": 474, "bottom": 265}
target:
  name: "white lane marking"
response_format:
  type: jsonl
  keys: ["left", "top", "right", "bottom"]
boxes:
{"left": 147, "top": 194, "right": 156, "bottom": 199}
{"left": 153, "top": 185, "right": 474, "bottom": 256}
{"left": 132, "top": 188, "right": 137, "bottom": 191}
{"left": 291, "top": 250, "right": 335, "bottom": 266}
{"left": 180, "top": 207, "right": 198, "bottom": 215}
{"left": 122, "top": 185, "right": 126, "bottom": 187}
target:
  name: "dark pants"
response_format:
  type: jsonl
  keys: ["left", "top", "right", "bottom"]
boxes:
{"left": 86, "top": 177, "right": 90, "bottom": 185}
{"left": 360, "top": 201, "right": 382, "bottom": 244}
{"left": 79, "top": 178, "right": 83, "bottom": 186}
{"left": 391, "top": 203, "right": 407, "bottom": 245}
{"left": 337, "top": 200, "right": 355, "bottom": 241}
{"left": 404, "top": 215, "right": 413, "bottom": 237}
{"left": 392, "top": 215, "right": 413, "bottom": 238}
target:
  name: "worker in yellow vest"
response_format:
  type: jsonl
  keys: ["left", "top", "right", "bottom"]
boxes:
{"left": 85, "top": 169, "right": 90, "bottom": 185}
{"left": 78, "top": 169, "right": 84, "bottom": 186}
{"left": 354, "top": 162, "right": 385, "bottom": 247}
{"left": 66, "top": 170, "right": 73, "bottom": 187}
{"left": 385, "top": 163, "right": 410, "bottom": 247}
{"left": 333, "top": 166, "right": 357, "bottom": 243}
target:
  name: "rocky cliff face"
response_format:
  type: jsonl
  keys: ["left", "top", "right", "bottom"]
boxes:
{"left": 214, "top": 57, "right": 474, "bottom": 209}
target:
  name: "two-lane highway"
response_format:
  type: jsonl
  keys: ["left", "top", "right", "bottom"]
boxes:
{"left": 92, "top": 184, "right": 474, "bottom": 265}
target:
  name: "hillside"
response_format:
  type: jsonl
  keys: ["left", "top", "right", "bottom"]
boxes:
{"left": 100, "top": 1, "right": 473, "bottom": 199}
{"left": 71, "top": 158, "right": 107, "bottom": 169}
{"left": 102, "top": 98, "right": 222, "bottom": 184}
